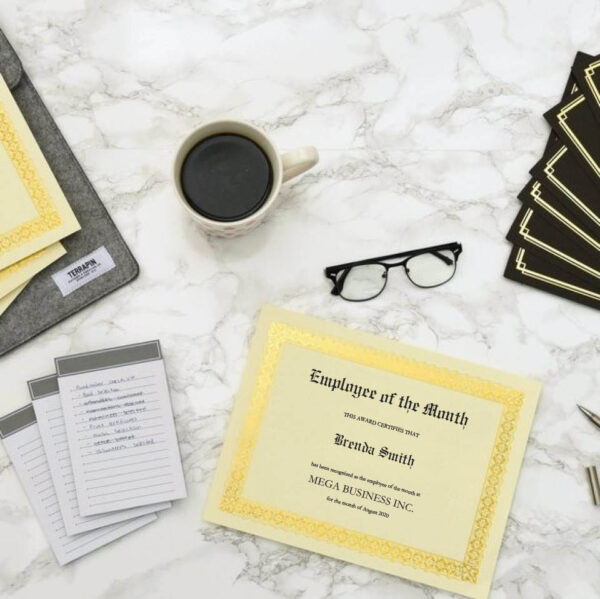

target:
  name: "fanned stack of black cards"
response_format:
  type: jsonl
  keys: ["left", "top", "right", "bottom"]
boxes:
{"left": 504, "top": 52, "right": 600, "bottom": 309}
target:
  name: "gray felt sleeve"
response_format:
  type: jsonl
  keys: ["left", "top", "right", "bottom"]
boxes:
{"left": 0, "top": 29, "right": 139, "bottom": 356}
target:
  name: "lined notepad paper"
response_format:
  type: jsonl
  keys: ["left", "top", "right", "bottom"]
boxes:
{"left": 56, "top": 341, "right": 186, "bottom": 516}
{"left": 0, "top": 406, "right": 156, "bottom": 566}
{"left": 29, "top": 374, "right": 171, "bottom": 535}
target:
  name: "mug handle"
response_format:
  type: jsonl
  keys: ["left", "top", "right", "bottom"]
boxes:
{"left": 281, "top": 146, "right": 319, "bottom": 182}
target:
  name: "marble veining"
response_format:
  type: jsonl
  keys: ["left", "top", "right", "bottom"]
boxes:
{"left": 1, "top": 1, "right": 600, "bottom": 597}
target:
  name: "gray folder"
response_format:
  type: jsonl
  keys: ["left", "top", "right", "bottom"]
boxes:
{"left": 0, "top": 29, "right": 139, "bottom": 356}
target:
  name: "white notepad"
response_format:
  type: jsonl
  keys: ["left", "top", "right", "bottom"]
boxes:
{"left": 0, "top": 406, "right": 157, "bottom": 566}
{"left": 56, "top": 341, "right": 187, "bottom": 516}
{"left": 29, "top": 374, "right": 172, "bottom": 535}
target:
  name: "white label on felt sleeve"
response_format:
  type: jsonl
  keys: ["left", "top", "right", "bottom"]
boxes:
{"left": 51, "top": 246, "right": 115, "bottom": 297}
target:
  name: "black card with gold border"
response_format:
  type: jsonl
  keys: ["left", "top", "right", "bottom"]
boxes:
{"left": 545, "top": 85, "right": 600, "bottom": 189}
{"left": 518, "top": 179, "right": 600, "bottom": 244}
{"left": 572, "top": 51, "right": 600, "bottom": 127}
{"left": 504, "top": 245, "right": 600, "bottom": 310}
{"left": 528, "top": 144, "right": 600, "bottom": 230}
{"left": 506, "top": 203, "right": 600, "bottom": 282}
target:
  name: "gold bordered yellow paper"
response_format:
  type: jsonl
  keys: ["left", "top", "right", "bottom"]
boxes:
{"left": 0, "top": 74, "right": 79, "bottom": 271}
{"left": 204, "top": 306, "right": 542, "bottom": 599}
{"left": 0, "top": 241, "right": 65, "bottom": 299}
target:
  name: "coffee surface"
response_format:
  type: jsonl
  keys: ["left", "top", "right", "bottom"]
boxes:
{"left": 180, "top": 134, "right": 273, "bottom": 222}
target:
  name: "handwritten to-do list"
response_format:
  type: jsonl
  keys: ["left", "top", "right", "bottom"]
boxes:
{"left": 29, "top": 374, "right": 171, "bottom": 535}
{"left": 57, "top": 341, "right": 186, "bottom": 516}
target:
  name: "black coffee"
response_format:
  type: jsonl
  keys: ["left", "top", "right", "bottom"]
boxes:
{"left": 180, "top": 133, "right": 273, "bottom": 222}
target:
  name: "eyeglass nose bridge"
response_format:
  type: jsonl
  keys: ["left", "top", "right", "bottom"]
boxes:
{"left": 382, "top": 259, "right": 408, "bottom": 269}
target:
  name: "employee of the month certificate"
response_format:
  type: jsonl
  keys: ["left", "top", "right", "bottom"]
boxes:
{"left": 204, "top": 306, "right": 542, "bottom": 599}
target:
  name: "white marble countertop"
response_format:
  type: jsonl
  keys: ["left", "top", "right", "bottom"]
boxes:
{"left": 1, "top": 1, "right": 600, "bottom": 597}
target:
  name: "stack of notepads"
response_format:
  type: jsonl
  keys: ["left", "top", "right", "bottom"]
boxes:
{"left": 0, "top": 340, "right": 186, "bottom": 565}
{"left": 0, "top": 73, "right": 80, "bottom": 317}
{"left": 504, "top": 52, "right": 600, "bottom": 309}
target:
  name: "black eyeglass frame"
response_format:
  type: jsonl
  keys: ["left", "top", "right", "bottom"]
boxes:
{"left": 324, "top": 242, "right": 463, "bottom": 302}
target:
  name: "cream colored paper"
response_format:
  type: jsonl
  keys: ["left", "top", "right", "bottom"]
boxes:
{"left": 0, "top": 74, "right": 79, "bottom": 270}
{"left": 204, "top": 306, "right": 542, "bottom": 599}
{"left": 0, "top": 242, "right": 65, "bottom": 299}
{"left": 0, "top": 281, "right": 26, "bottom": 317}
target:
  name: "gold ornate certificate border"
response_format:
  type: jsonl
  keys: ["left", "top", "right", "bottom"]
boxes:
{"left": 514, "top": 247, "right": 600, "bottom": 302}
{"left": 219, "top": 322, "right": 524, "bottom": 583}
{"left": 0, "top": 98, "right": 61, "bottom": 253}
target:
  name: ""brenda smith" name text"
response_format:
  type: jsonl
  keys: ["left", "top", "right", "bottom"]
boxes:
{"left": 334, "top": 433, "right": 415, "bottom": 468}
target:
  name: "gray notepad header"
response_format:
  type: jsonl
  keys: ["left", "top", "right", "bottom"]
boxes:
{"left": 0, "top": 405, "right": 37, "bottom": 438}
{"left": 55, "top": 340, "right": 162, "bottom": 377}
{"left": 28, "top": 374, "right": 59, "bottom": 400}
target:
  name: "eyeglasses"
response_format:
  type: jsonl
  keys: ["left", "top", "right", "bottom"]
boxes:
{"left": 324, "top": 242, "right": 463, "bottom": 302}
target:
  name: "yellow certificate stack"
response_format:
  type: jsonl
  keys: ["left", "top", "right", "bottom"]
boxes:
{"left": 0, "top": 73, "right": 80, "bottom": 316}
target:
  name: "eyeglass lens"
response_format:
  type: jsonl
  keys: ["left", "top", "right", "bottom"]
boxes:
{"left": 338, "top": 264, "right": 387, "bottom": 301}
{"left": 405, "top": 249, "right": 456, "bottom": 288}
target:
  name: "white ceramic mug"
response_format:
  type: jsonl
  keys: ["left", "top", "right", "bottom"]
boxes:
{"left": 173, "top": 119, "right": 319, "bottom": 237}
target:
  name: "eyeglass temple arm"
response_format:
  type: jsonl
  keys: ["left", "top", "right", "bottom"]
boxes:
{"left": 430, "top": 250, "right": 454, "bottom": 265}
{"left": 374, "top": 242, "right": 461, "bottom": 265}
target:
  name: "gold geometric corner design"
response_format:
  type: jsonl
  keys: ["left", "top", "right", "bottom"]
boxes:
{"left": 514, "top": 247, "right": 600, "bottom": 302}
{"left": 555, "top": 95, "right": 600, "bottom": 179}
{"left": 584, "top": 60, "right": 600, "bottom": 107}
{"left": 543, "top": 146, "right": 600, "bottom": 227}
